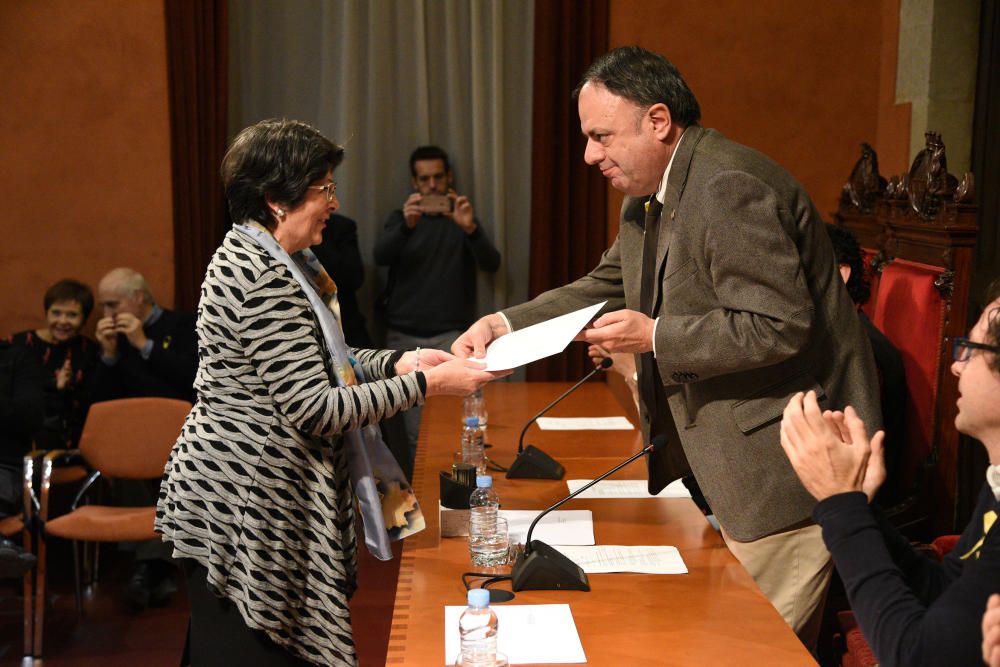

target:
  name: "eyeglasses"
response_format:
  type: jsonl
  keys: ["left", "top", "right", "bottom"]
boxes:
{"left": 952, "top": 336, "right": 1000, "bottom": 362}
{"left": 308, "top": 181, "right": 337, "bottom": 202}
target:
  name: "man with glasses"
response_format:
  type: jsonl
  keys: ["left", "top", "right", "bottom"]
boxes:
{"left": 374, "top": 145, "right": 501, "bottom": 461}
{"left": 780, "top": 280, "right": 1000, "bottom": 667}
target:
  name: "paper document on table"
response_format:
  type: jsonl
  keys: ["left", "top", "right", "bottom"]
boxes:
{"left": 553, "top": 545, "right": 688, "bottom": 574}
{"left": 536, "top": 416, "right": 634, "bottom": 430}
{"left": 476, "top": 301, "right": 606, "bottom": 371}
{"left": 444, "top": 604, "right": 586, "bottom": 664}
{"left": 500, "top": 509, "right": 594, "bottom": 546}
{"left": 565, "top": 478, "right": 692, "bottom": 499}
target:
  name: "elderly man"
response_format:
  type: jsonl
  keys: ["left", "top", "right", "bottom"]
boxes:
{"left": 453, "top": 46, "right": 880, "bottom": 646}
{"left": 91, "top": 267, "right": 196, "bottom": 609}
{"left": 93, "top": 267, "right": 196, "bottom": 403}
{"left": 781, "top": 282, "right": 1000, "bottom": 666}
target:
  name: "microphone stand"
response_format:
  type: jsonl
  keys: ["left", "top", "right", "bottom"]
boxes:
{"left": 510, "top": 437, "right": 662, "bottom": 592}
{"left": 506, "top": 357, "right": 613, "bottom": 480}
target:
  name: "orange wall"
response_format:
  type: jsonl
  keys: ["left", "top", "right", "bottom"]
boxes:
{"left": 0, "top": 0, "right": 174, "bottom": 337}
{"left": 607, "top": 0, "right": 909, "bottom": 240}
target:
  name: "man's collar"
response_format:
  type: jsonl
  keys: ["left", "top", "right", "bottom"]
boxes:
{"left": 654, "top": 128, "right": 689, "bottom": 204}
{"left": 144, "top": 304, "right": 164, "bottom": 327}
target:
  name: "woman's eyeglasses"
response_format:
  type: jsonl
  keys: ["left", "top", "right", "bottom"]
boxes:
{"left": 308, "top": 182, "right": 337, "bottom": 202}
{"left": 952, "top": 336, "right": 1000, "bottom": 362}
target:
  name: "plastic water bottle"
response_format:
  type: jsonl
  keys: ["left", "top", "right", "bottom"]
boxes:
{"left": 468, "top": 475, "right": 501, "bottom": 566}
{"left": 463, "top": 389, "right": 488, "bottom": 431}
{"left": 461, "top": 416, "right": 485, "bottom": 474}
{"left": 458, "top": 588, "right": 498, "bottom": 667}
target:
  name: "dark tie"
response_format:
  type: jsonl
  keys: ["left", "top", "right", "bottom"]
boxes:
{"left": 639, "top": 196, "right": 663, "bottom": 315}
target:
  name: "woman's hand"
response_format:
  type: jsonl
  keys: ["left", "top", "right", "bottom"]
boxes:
{"left": 779, "top": 390, "right": 885, "bottom": 502}
{"left": 423, "top": 358, "right": 510, "bottom": 397}
{"left": 984, "top": 594, "right": 1000, "bottom": 667}
{"left": 395, "top": 348, "right": 454, "bottom": 375}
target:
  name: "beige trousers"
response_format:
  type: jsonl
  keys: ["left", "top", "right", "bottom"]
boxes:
{"left": 721, "top": 523, "right": 833, "bottom": 649}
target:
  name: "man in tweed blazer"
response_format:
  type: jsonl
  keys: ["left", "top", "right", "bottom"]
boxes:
{"left": 454, "top": 46, "right": 881, "bottom": 647}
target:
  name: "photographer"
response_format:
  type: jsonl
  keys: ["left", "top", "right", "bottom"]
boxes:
{"left": 373, "top": 145, "right": 500, "bottom": 459}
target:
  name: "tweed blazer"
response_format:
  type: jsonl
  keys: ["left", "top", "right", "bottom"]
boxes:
{"left": 156, "top": 229, "right": 425, "bottom": 665}
{"left": 504, "top": 127, "right": 881, "bottom": 541}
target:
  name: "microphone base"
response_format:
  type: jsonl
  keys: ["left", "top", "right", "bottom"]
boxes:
{"left": 506, "top": 445, "right": 565, "bottom": 480}
{"left": 511, "top": 540, "right": 590, "bottom": 592}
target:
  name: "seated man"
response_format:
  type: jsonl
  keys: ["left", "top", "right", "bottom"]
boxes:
{"left": 826, "top": 224, "right": 906, "bottom": 505}
{"left": 92, "top": 267, "right": 197, "bottom": 403}
{"left": 92, "top": 267, "right": 197, "bottom": 609}
{"left": 779, "top": 279, "right": 1000, "bottom": 667}
{"left": 374, "top": 146, "right": 501, "bottom": 459}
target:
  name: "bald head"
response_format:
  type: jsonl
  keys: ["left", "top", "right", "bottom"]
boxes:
{"left": 98, "top": 267, "right": 154, "bottom": 319}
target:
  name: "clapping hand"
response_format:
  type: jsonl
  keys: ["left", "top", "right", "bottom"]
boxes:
{"left": 779, "top": 390, "right": 885, "bottom": 502}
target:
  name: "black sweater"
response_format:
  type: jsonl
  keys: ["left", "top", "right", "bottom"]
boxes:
{"left": 373, "top": 210, "right": 500, "bottom": 335}
{"left": 814, "top": 483, "right": 1000, "bottom": 667}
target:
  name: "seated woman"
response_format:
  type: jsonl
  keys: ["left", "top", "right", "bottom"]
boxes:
{"left": 779, "top": 278, "right": 1000, "bottom": 667}
{"left": 155, "top": 119, "right": 502, "bottom": 667}
{"left": 8, "top": 279, "right": 99, "bottom": 450}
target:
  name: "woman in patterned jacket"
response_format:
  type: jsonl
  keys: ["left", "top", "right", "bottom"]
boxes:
{"left": 155, "top": 119, "right": 501, "bottom": 666}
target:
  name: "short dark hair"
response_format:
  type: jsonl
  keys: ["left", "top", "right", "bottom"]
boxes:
{"left": 573, "top": 46, "right": 701, "bottom": 127}
{"left": 409, "top": 145, "right": 451, "bottom": 177}
{"left": 221, "top": 119, "right": 343, "bottom": 230}
{"left": 825, "top": 224, "right": 871, "bottom": 306}
{"left": 44, "top": 279, "right": 94, "bottom": 320}
{"left": 985, "top": 277, "right": 1000, "bottom": 373}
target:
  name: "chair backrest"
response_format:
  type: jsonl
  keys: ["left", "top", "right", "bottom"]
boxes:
{"left": 872, "top": 259, "right": 947, "bottom": 492}
{"left": 859, "top": 247, "right": 882, "bottom": 320}
{"left": 835, "top": 134, "right": 978, "bottom": 537}
{"left": 78, "top": 398, "right": 191, "bottom": 479}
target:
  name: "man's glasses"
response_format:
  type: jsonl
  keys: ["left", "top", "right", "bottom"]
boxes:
{"left": 308, "top": 181, "right": 337, "bottom": 202}
{"left": 952, "top": 337, "right": 1000, "bottom": 362}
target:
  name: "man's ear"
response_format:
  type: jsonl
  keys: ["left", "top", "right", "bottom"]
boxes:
{"left": 647, "top": 102, "right": 672, "bottom": 140}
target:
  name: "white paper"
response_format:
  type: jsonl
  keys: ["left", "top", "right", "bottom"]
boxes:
{"left": 476, "top": 302, "right": 606, "bottom": 371}
{"left": 500, "top": 509, "right": 595, "bottom": 546}
{"left": 536, "top": 416, "right": 634, "bottom": 430}
{"left": 565, "top": 478, "right": 692, "bottom": 499}
{"left": 552, "top": 545, "right": 688, "bottom": 574}
{"left": 444, "top": 604, "right": 587, "bottom": 664}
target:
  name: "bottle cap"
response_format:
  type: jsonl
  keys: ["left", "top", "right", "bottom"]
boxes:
{"left": 464, "top": 416, "right": 479, "bottom": 427}
{"left": 475, "top": 475, "right": 492, "bottom": 488}
{"left": 467, "top": 588, "right": 490, "bottom": 607}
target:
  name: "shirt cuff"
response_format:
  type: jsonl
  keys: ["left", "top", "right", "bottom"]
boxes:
{"left": 651, "top": 317, "right": 660, "bottom": 357}
{"left": 140, "top": 339, "right": 154, "bottom": 360}
{"left": 497, "top": 311, "right": 513, "bottom": 334}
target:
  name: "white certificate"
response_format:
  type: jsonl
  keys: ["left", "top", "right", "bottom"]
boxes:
{"left": 477, "top": 302, "right": 606, "bottom": 371}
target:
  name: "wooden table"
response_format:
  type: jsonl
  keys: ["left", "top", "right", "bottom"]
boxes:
{"left": 386, "top": 382, "right": 816, "bottom": 666}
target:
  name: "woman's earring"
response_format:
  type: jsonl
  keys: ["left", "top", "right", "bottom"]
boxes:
{"left": 276, "top": 208, "right": 285, "bottom": 218}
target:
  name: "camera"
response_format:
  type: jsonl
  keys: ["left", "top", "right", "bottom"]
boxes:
{"left": 420, "top": 193, "right": 453, "bottom": 214}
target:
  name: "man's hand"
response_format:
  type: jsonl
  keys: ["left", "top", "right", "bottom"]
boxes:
{"left": 578, "top": 309, "right": 655, "bottom": 354}
{"left": 114, "top": 313, "right": 148, "bottom": 351}
{"left": 822, "top": 408, "right": 886, "bottom": 502}
{"left": 403, "top": 192, "right": 423, "bottom": 229}
{"left": 394, "top": 348, "right": 455, "bottom": 375}
{"left": 95, "top": 316, "right": 118, "bottom": 357}
{"left": 984, "top": 594, "right": 1000, "bottom": 667}
{"left": 448, "top": 191, "right": 476, "bottom": 233}
{"left": 779, "top": 390, "right": 885, "bottom": 502}
{"left": 451, "top": 313, "right": 510, "bottom": 359}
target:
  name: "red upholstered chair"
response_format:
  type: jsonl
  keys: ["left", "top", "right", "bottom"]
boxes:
{"left": 27, "top": 397, "right": 190, "bottom": 658}
{"left": 871, "top": 257, "right": 948, "bottom": 511}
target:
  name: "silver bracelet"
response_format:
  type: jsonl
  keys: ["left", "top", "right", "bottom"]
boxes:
{"left": 415, "top": 347, "right": 421, "bottom": 372}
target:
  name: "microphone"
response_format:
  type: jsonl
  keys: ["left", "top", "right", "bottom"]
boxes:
{"left": 511, "top": 435, "right": 667, "bottom": 592}
{"left": 506, "top": 357, "right": 614, "bottom": 480}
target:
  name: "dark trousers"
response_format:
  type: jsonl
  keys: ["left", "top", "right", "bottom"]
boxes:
{"left": 181, "top": 560, "right": 313, "bottom": 667}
